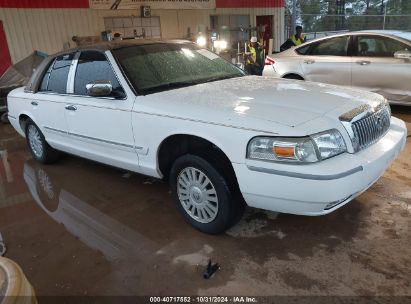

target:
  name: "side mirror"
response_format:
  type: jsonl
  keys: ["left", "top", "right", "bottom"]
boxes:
{"left": 86, "top": 80, "right": 113, "bottom": 97}
{"left": 394, "top": 50, "right": 411, "bottom": 60}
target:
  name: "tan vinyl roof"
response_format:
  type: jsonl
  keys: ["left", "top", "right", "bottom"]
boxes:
{"left": 25, "top": 39, "right": 193, "bottom": 93}
{"left": 63, "top": 39, "right": 192, "bottom": 53}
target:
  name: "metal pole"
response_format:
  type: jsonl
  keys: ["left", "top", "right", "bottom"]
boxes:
{"left": 382, "top": 1, "right": 387, "bottom": 30}
{"left": 237, "top": 41, "right": 240, "bottom": 65}
{"left": 291, "top": 0, "right": 297, "bottom": 36}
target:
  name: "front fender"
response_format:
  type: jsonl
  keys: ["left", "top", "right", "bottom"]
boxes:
{"left": 132, "top": 112, "right": 263, "bottom": 179}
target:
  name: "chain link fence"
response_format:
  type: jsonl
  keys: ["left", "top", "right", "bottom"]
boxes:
{"left": 285, "top": 14, "right": 411, "bottom": 40}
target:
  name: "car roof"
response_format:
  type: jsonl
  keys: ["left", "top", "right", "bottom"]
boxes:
{"left": 298, "top": 30, "right": 409, "bottom": 46}
{"left": 355, "top": 29, "right": 408, "bottom": 35}
{"left": 60, "top": 39, "right": 193, "bottom": 54}
{"left": 305, "top": 30, "right": 410, "bottom": 42}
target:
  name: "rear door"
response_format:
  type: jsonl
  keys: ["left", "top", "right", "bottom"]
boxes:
{"left": 64, "top": 50, "right": 139, "bottom": 171}
{"left": 351, "top": 34, "right": 411, "bottom": 104}
{"left": 33, "top": 53, "right": 75, "bottom": 150}
{"left": 298, "top": 35, "right": 352, "bottom": 86}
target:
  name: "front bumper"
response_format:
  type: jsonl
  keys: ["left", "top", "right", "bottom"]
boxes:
{"left": 233, "top": 117, "right": 407, "bottom": 215}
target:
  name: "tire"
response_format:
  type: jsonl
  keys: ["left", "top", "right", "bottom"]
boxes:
{"left": 1, "top": 112, "right": 9, "bottom": 124}
{"left": 25, "top": 119, "right": 60, "bottom": 164}
{"left": 169, "top": 154, "right": 244, "bottom": 234}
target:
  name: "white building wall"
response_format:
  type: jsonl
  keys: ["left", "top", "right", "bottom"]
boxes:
{"left": 213, "top": 7, "right": 285, "bottom": 52}
{"left": 0, "top": 7, "right": 284, "bottom": 64}
{"left": 0, "top": 8, "right": 102, "bottom": 63}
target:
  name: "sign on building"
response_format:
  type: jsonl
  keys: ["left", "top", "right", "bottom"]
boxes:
{"left": 90, "top": 0, "right": 216, "bottom": 10}
{"left": 104, "top": 16, "right": 161, "bottom": 39}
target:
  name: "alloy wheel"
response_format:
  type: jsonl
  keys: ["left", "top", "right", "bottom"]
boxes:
{"left": 27, "top": 125, "right": 44, "bottom": 158}
{"left": 177, "top": 167, "right": 219, "bottom": 223}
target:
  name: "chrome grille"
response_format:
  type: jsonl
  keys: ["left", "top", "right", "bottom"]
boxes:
{"left": 351, "top": 105, "right": 391, "bottom": 151}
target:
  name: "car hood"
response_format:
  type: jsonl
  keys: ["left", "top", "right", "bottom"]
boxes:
{"left": 141, "top": 76, "right": 384, "bottom": 131}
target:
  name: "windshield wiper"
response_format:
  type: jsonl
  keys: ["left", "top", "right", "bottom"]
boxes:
{"left": 143, "top": 81, "right": 199, "bottom": 94}
{"left": 142, "top": 76, "right": 242, "bottom": 95}
{"left": 201, "top": 75, "right": 242, "bottom": 84}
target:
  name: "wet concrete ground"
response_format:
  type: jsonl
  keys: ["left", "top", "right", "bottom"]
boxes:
{"left": 0, "top": 107, "right": 410, "bottom": 297}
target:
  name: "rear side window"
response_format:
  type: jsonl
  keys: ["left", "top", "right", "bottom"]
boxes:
{"left": 297, "top": 36, "right": 350, "bottom": 56}
{"left": 39, "top": 54, "right": 74, "bottom": 94}
{"left": 296, "top": 45, "right": 311, "bottom": 55}
{"left": 74, "top": 51, "right": 125, "bottom": 98}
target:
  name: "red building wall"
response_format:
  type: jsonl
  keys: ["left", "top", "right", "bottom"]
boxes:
{"left": 216, "top": 0, "right": 284, "bottom": 8}
{"left": 0, "top": 0, "right": 284, "bottom": 9}
{"left": 0, "top": 0, "right": 89, "bottom": 8}
{"left": 0, "top": 20, "right": 11, "bottom": 76}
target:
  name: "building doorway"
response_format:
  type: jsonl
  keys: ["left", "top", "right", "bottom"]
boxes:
{"left": 0, "top": 21, "right": 12, "bottom": 76}
{"left": 256, "top": 15, "right": 273, "bottom": 55}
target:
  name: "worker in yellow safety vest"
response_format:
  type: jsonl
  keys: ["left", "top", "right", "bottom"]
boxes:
{"left": 280, "top": 25, "right": 307, "bottom": 51}
{"left": 245, "top": 37, "right": 265, "bottom": 76}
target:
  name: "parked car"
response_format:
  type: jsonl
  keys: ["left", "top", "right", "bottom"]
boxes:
{"left": 264, "top": 30, "right": 411, "bottom": 106}
{"left": 7, "top": 40, "right": 407, "bottom": 234}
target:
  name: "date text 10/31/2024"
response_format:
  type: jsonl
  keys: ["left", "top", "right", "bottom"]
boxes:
{"left": 149, "top": 297, "right": 258, "bottom": 303}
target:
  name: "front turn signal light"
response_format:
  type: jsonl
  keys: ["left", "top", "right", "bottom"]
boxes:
{"left": 273, "top": 146, "right": 295, "bottom": 159}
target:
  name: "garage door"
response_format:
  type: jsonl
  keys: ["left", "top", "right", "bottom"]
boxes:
{"left": 104, "top": 16, "right": 161, "bottom": 39}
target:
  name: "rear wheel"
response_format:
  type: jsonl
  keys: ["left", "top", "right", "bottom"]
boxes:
{"left": 1, "top": 113, "right": 8, "bottom": 124}
{"left": 25, "top": 120, "right": 60, "bottom": 164}
{"left": 169, "top": 154, "right": 244, "bottom": 234}
{"left": 283, "top": 74, "right": 304, "bottom": 80}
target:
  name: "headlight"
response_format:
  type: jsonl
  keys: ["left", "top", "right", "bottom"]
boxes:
{"left": 247, "top": 129, "right": 346, "bottom": 163}
{"left": 196, "top": 36, "right": 207, "bottom": 47}
{"left": 311, "top": 129, "right": 346, "bottom": 160}
{"left": 213, "top": 40, "right": 228, "bottom": 50}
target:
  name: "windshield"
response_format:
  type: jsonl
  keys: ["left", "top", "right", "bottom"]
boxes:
{"left": 393, "top": 32, "right": 411, "bottom": 43}
{"left": 113, "top": 43, "right": 245, "bottom": 95}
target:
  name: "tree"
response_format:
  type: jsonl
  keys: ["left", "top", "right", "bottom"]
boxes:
{"left": 285, "top": 0, "right": 411, "bottom": 33}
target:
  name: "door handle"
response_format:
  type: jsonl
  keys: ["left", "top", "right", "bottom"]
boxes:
{"left": 304, "top": 59, "right": 315, "bottom": 64}
{"left": 65, "top": 105, "right": 77, "bottom": 111}
{"left": 31, "top": 101, "right": 38, "bottom": 106}
{"left": 357, "top": 60, "right": 371, "bottom": 66}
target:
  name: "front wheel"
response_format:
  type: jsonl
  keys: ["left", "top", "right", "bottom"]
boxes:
{"left": 25, "top": 120, "right": 60, "bottom": 164}
{"left": 169, "top": 154, "right": 244, "bottom": 234}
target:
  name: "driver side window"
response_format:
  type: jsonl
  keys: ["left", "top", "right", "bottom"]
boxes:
{"left": 356, "top": 36, "right": 408, "bottom": 57}
{"left": 74, "top": 51, "right": 125, "bottom": 98}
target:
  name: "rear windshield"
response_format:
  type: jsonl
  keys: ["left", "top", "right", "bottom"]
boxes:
{"left": 113, "top": 43, "right": 244, "bottom": 95}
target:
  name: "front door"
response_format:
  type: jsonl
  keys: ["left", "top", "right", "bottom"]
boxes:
{"left": 64, "top": 50, "right": 139, "bottom": 171}
{"left": 351, "top": 35, "right": 411, "bottom": 104}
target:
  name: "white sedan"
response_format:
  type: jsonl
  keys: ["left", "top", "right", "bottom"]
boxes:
{"left": 264, "top": 30, "right": 411, "bottom": 106}
{"left": 7, "top": 40, "right": 407, "bottom": 234}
